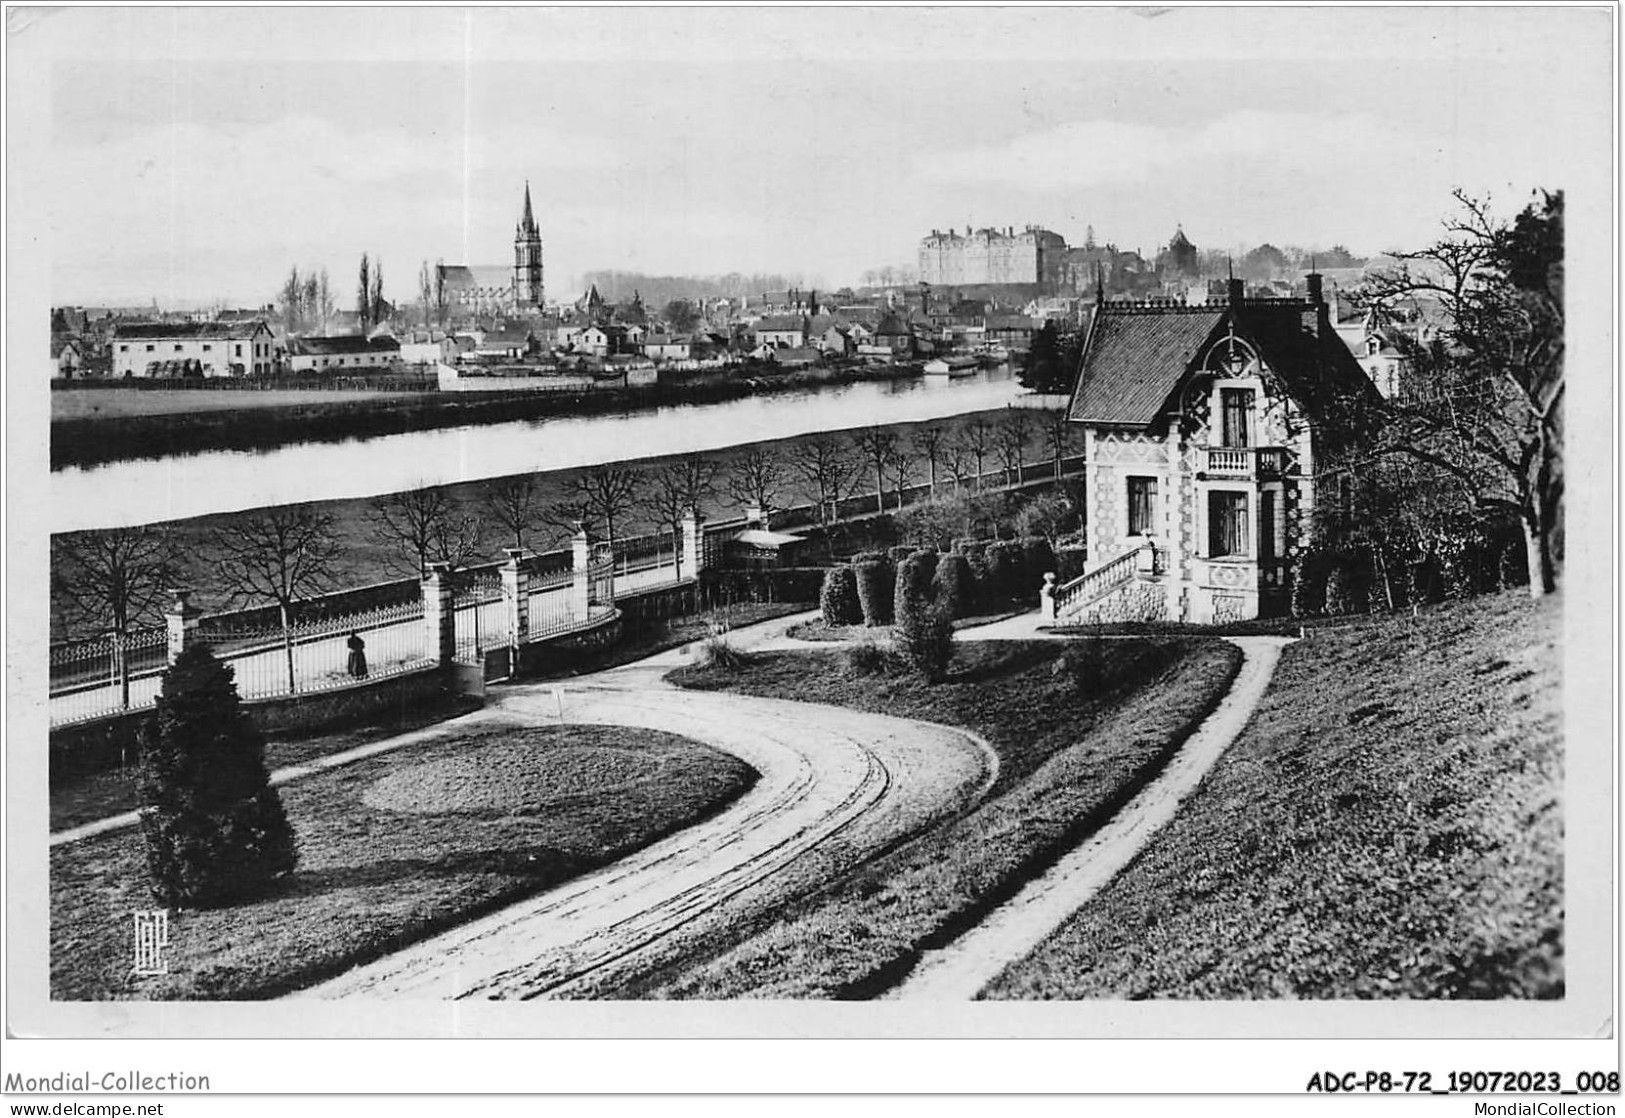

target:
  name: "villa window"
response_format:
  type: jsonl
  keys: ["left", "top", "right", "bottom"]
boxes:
{"left": 1220, "top": 388, "right": 1254, "bottom": 447}
{"left": 1127, "top": 477, "right": 1158, "bottom": 536}
{"left": 1208, "top": 491, "right": 1250, "bottom": 557}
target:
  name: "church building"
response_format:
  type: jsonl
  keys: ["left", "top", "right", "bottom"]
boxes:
{"left": 437, "top": 184, "right": 545, "bottom": 316}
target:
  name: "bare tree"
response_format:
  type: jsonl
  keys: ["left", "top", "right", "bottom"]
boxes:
{"left": 789, "top": 435, "right": 857, "bottom": 531}
{"left": 372, "top": 486, "right": 460, "bottom": 580}
{"left": 52, "top": 527, "right": 178, "bottom": 709}
{"left": 315, "top": 268, "right": 334, "bottom": 334}
{"left": 418, "top": 261, "right": 435, "bottom": 330}
{"left": 483, "top": 475, "right": 546, "bottom": 553}
{"left": 433, "top": 259, "right": 449, "bottom": 328}
{"left": 356, "top": 254, "right": 372, "bottom": 334}
{"left": 1357, "top": 189, "right": 1564, "bottom": 596}
{"left": 428, "top": 509, "right": 485, "bottom": 577}
{"left": 942, "top": 441, "right": 974, "bottom": 493}
{"left": 642, "top": 456, "right": 719, "bottom": 577}
{"left": 997, "top": 407, "right": 1034, "bottom": 486}
{"left": 301, "top": 273, "right": 319, "bottom": 336}
{"left": 853, "top": 426, "right": 898, "bottom": 513}
{"left": 913, "top": 425, "right": 947, "bottom": 498}
{"left": 957, "top": 418, "right": 997, "bottom": 492}
{"left": 554, "top": 465, "right": 642, "bottom": 544}
{"left": 278, "top": 266, "right": 303, "bottom": 334}
{"left": 1043, "top": 410, "right": 1076, "bottom": 483}
{"left": 885, "top": 445, "right": 917, "bottom": 510}
{"left": 725, "top": 446, "right": 783, "bottom": 518}
{"left": 370, "top": 256, "right": 385, "bottom": 330}
{"left": 213, "top": 509, "right": 339, "bottom": 692}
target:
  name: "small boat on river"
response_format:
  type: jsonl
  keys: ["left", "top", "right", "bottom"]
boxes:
{"left": 923, "top": 355, "right": 979, "bottom": 379}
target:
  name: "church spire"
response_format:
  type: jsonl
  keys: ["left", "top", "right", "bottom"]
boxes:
{"left": 513, "top": 181, "right": 544, "bottom": 312}
{"left": 519, "top": 181, "right": 537, "bottom": 236}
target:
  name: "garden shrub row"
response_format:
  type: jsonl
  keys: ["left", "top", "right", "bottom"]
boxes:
{"left": 818, "top": 534, "right": 1060, "bottom": 631}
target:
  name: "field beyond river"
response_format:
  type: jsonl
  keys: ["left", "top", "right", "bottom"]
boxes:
{"left": 50, "top": 404, "right": 1069, "bottom": 637}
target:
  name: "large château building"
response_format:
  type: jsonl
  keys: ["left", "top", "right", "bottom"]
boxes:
{"left": 437, "top": 184, "right": 545, "bottom": 315}
{"left": 917, "top": 225, "right": 1068, "bottom": 287}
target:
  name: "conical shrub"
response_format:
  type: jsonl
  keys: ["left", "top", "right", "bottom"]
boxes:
{"left": 139, "top": 644, "right": 297, "bottom": 908}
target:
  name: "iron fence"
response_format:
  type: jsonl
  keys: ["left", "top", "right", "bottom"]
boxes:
{"left": 227, "top": 599, "right": 431, "bottom": 701}
{"left": 48, "top": 626, "right": 169, "bottom": 726}
{"left": 612, "top": 530, "right": 678, "bottom": 576}
{"left": 587, "top": 556, "right": 616, "bottom": 606}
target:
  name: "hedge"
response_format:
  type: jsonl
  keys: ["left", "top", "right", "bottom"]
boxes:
{"left": 892, "top": 550, "right": 940, "bottom": 626}
{"left": 932, "top": 552, "right": 974, "bottom": 619}
{"left": 853, "top": 560, "right": 894, "bottom": 626}
{"left": 820, "top": 566, "right": 863, "bottom": 626}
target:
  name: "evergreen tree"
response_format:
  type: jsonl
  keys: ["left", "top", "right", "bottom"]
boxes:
{"left": 139, "top": 645, "right": 297, "bottom": 908}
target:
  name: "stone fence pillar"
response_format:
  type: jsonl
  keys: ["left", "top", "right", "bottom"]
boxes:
{"left": 1039, "top": 572, "right": 1058, "bottom": 624}
{"left": 164, "top": 588, "right": 203, "bottom": 665}
{"left": 501, "top": 548, "right": 529, "bottom": 651}
{"left": 571, "top": 527, "right": 593, "bottom": 620}
{"left": 681, "top": 511, "right": 704, "bottom": 580}
{"left": 422, "top": 562, "right": 457, "bottom": 666}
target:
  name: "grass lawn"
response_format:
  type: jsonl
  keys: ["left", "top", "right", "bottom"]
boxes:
{"left": 623, "top": 635, "right": 1240, "bottom": 997}
{"left": 51, "top": 389, "right": 420, "bottom": 421}
{"left": 783, "top": 608, "right": 1030, "bottom": 643}
{"left": 49, "top": 694, "right": 482, "bottom": 833}
{"left": 543, "top": 602, "right": 807, "bottom": 676}
{"left": 50, "top": 725, "right": 756, "bottom": 1000}
{"left": 984, "top": 589, "right": 1562, "bottom": 999}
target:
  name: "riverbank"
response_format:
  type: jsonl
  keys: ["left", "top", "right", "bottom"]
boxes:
{"left": 49, "top": 361, "right": 922, "bottom": 470}
{"left": 50, "top": 404, "right": 1074, "bottom": 637}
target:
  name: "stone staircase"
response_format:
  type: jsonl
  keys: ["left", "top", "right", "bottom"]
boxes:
{"left": 1041, "top": 542, "right": 1168, "bottom": 624}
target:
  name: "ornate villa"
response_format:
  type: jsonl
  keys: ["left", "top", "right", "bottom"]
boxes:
{"left": 1049, "top": 274, "right": 1377, "bottom": 625}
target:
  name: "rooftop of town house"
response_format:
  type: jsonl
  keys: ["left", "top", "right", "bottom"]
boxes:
{"left": 286, "top": 335, "right": 401, "bottom": 356}
{"left": 755, "top": 315, "right": 808, "bottom": 332}
{"left": 112, "top": 320, "right": 271, "bottom": 340}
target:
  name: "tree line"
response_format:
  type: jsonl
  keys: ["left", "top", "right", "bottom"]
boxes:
{"left": 51, "top": 407, "right": 1077, "bottom": 642}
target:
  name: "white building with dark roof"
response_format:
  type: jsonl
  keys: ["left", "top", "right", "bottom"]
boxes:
{"left": 111, "top": 320, "right": 276, "bottom": 377}
{"left": 284, "top": 335, "right": 401, "bottom": 373}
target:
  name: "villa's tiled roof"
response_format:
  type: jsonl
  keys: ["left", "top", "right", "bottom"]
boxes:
{"left": 1068, "top": 307, "right": 1224, "bottom": 426}
{"left": 1067, "top": 299, "right": 1377, "bottom": 429}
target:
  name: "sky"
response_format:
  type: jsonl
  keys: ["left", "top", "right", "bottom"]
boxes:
{"left": 13, "top": 5, "right": 1613, "bottom": 308}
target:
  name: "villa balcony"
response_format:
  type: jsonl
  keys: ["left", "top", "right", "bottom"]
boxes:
{"left": 1201, "top": 446, "right": 1285, "bottom": 479}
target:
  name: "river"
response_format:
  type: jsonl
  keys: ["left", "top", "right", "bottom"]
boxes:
{"left": 52, "top": 366, "right": 1030, "bottom": 533}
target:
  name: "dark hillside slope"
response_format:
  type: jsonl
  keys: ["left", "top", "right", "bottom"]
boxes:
{"left": 987, "top": 590, "right": 1562, "bottom": 999}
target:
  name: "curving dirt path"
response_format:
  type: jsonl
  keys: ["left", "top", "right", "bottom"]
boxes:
{"left": 300, "top": 611, "right": 998, "bottom": 999}
{"left": 889, "top": 634, "right": 1294, "bottom": 1000}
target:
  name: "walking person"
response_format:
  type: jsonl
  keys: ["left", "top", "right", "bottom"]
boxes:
{"left": 347, "top": 631, "right": 368, "bottom": 679}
